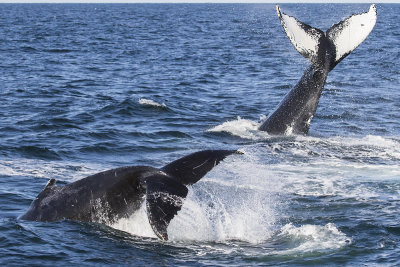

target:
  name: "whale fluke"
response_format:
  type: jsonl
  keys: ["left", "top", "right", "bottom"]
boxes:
{"left": 145, "top": 175, "right": 188, "bottom": 240}
{"left": 147, "top": 149, "right": 238, "bottom": 240}
{"left": 276, "top": 4, "right": 377, "bottom": 71}
{"left": 327, "top": 4, "right": 377, "bottom": 69}
{"left": 161, "top": 149, "right": 240, "bottom": 185}
{"left": 258, "top": 5, "right": 377, "bottom": 135}
{"left": 276, "top": 5, "right": 325, "bottom": 68}
{"left": 21, "top": 150, "right": 240, "bottom": 241}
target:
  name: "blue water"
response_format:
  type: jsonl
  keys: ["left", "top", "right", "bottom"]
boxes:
{"left": 1, "top": 3, "right": 399, "bottom": 266}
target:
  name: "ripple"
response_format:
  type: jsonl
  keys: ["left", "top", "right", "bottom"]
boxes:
{"left": 16, "top": 146, "right": 61, "bottom": 160}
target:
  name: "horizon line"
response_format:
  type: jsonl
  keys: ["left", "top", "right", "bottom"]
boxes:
{"left": 0, "top": 0, "right": 397, "bottom": 3}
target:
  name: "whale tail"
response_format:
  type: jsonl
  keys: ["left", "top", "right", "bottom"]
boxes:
{"left": 145, "top": 150, "right": 240, "bottom": 240}
{"left": 276, "top": 4, "right": 377, "bottom": 70}
{"left": 20, "top": 149, "right": 241, "bottom": 241}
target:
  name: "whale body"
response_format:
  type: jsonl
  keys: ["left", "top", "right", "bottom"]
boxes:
{"left": 259, "top": 4, "right": 377, "bottom": 135}
{"left": 21, "top": 150, "right": 239, "bottom": 240}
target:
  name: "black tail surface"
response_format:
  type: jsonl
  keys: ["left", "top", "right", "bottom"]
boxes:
{"left": 161, "top": 149, "right": 240, "bottom": 185}
{"left": 145, "top": 149, "right": 241, "bottom": 240}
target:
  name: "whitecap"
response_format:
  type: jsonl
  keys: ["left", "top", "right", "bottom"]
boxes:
{"left": 138, "top": 98, "right": 166, "bottom": 108}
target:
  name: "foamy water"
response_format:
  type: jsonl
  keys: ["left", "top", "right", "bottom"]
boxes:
{"left": 109, "top": 126, "right": 400, "bottom": 250}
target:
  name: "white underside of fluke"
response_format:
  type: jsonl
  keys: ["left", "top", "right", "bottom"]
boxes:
{"left": 276, "top": 4, "right": 377, "bottom": 66}
{"left": 327, "top": 4, "right": 377, "bottom": 62}
{"left": 276, "top": 5, "right": 322, "bottom": 64}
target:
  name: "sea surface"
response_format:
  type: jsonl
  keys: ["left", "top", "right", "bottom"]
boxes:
{"left": 0, "top": 3, "right": 399, "bottom": 266}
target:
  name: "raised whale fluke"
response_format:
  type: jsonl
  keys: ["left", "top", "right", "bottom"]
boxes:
{"left": 21, "top": 150, "right": 240, "bottom": 241}
{"left": 259, "top": 4, "right": 377, "bottom": 135}
{"left": 326, "top": 4, "right": 377, "bottom": 69}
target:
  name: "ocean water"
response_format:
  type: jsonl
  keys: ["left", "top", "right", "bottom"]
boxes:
{"left": 0, "top": 3, "right": 399, "bottom": 266}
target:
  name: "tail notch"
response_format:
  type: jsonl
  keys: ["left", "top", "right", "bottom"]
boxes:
{"left": 276, "top": 4, "right": 377, "bottom": 70}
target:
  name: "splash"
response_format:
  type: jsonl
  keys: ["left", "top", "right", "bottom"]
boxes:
{"left": 110, "top": 152, "right": 280, "bottom": 244}
{"left": 111, "top": 203, "right": 157, "bottom": 239}
{"left": 103, "top": 137, "right": 400, "bottom": 244}
{"left": 110, "top": 182, "right": 277, "bottom": 244}
{"left": 167, "top": 181, "right": 277, "bottom": 243}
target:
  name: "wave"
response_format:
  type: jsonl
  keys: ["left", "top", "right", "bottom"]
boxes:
{"left": 0, "top": 158, "right": 106, "bottom": 182}
{"left": 138, "top": 98, "right": 167, "bottom": 108}
{"left": 207, "top": 116, "right": 266, "bottom": 140}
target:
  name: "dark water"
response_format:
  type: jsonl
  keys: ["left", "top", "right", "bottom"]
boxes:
{"left": 1, "top": 3, "right": 399, "bottom": 266}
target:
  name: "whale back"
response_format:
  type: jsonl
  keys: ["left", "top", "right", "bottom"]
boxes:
{"left": 20, "top": 166, "right": 154, "bottom": 223}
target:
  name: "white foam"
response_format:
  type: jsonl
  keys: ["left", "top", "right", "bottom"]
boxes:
{"left": 209, "top": 116, "right": 400, "bottom": 163}
{"left": 108, "top": 135, "right": 400, "bottom": 242}
{"left": 138, "top": 98, "right": 166, "bottom": 108}
{"left": 109, "top": 153, "right": 279, "bottom": 244}
{"left": 297, "top": 135, "right": 400, "bottom": 165}
{"left": 306, "top": 134, "right": 400, "bottom": 150}
{"left": 207, "top": 116, "right": 268, "bottom": 140}
{"left": 110, "top": 168, "right": 278, "bottom": 243}
{"left": 277, "top": 223, "right": 351, "bottom": 254}
{"left": 167, "top": 181, "right": 276, "bottom": 244}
